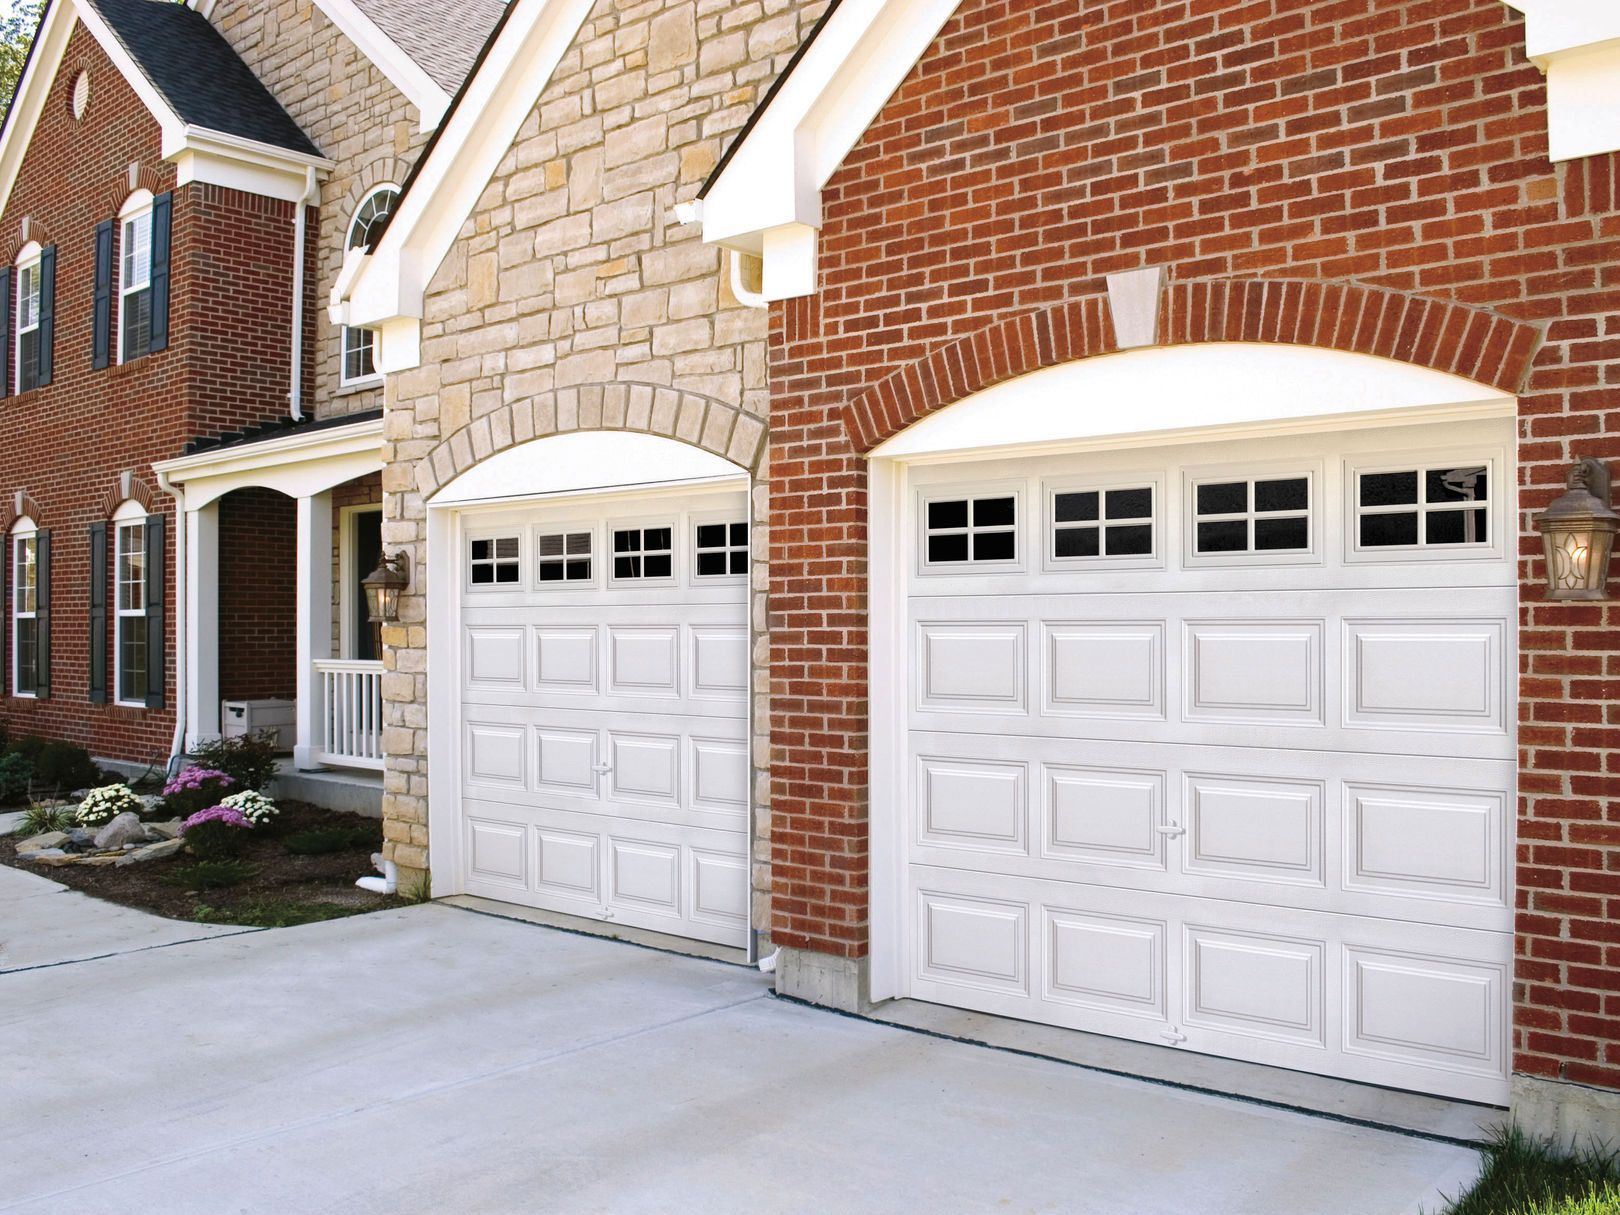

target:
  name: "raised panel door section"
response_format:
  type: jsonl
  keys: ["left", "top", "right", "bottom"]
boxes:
{"left": 609, "top": 837, "right": 681, "bottom": 915}
{"left": 1184, "top": 925, "right": 1325, "bottom": 1047}
{"left": 1344, "top": 619, "right": 1505, "bottom": 734}
{"left": 690, "top": 626, "right": 748, "bottom": 700}
{"left": 608, "top": 626, "right": 679, "bottom": 697}
{"left": 465, "top": 722, "right": 527, "bottom": 789}
{"left": 916, "top": 623, "right": 1026, "bottom": 713}
{"left": 1183, "top": 775, "right": 1324, "bottom": 888}
{"left": 609, "top": 733, "right": 681, "bottom": 806}
{"left": 917, "top": 757, "right": 1027, "bottom": 854}
{"left": 690, "top": 736, "right": 749, "bottom": 813}
{"left": 917, "top": 890, "right": 1028, "bottom": 995}
{"left": 466, "top": 627, "right": 526, "bottom": 691}
{"left": 535, "top": 728, "right": 598, "bottom": 797}
{"left": 690, "top": 849, "right": 749, "bottom": 930}
{"left": 534, "top": 627, "right": 598, "bottom": 693}
{"left": 1043, "top": 622, "right": 1165, "bottom": 719}
{"left": 467, "top": 818, "right": 526, "bottom": 887}
{"left": 535, "top": 828, "right": 599, "bottom": 901}
{"left": 1042, "top": 766, "right": 1164, "bottom": 870}
{"left": 1344, "top": 783, "right": 1506, "bottom": 906}
{"left": 1044, "top": 906, "right": 1167, "bottom": 1020}
{"left": 1185, "top": 621, "right": 1323, "bottom": 725}
{"left": 1344, "top": 946, "right": 1506, "bottom": 1081}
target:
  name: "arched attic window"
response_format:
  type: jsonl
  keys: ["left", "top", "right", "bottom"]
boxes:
{"left": 341, "top": 185, "right": 399, "bottom": 387}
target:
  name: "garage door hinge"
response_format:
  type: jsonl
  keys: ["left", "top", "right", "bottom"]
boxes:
{"left": 1154, "top": 822, "right": 1187, "bottom": 839}
{"left": 1161, "top": 1027, "right": 1187, "bottom": 1045}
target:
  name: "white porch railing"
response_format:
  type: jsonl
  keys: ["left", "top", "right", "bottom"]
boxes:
{"left": 314, "top": 659, "right": 386, "bottom": 770}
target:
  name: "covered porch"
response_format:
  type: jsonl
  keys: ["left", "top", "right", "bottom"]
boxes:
{"left": 154, "top": 415, "right": 388, "bottom": 778}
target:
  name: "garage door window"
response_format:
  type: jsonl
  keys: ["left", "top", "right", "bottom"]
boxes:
{"left": 924, "top": 494, "right": 1017, "bottom": 567}
{"left": 612, "top": 526, "right": 673, "bottom": 581}
{"left": 536, "top": 531, "right": 592, "bottom": 583}
{"left": 1052, "top": 486, "right": 1154, "bottom": 559}
{"left": 696, "top": 521, "right": 748, "bottom": 577}
{"left": 469, "top": 535, "right": 520, "bottom": 586}
{"left": 1193, "top": 475, "right": 1310, "bottom": 555}
{"left": 1356, "top": 463, "right": 1489, "bottom": 550}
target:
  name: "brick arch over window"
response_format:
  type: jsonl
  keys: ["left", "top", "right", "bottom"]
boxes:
{"left": 842, "top": 279, "right": 1545, "bottom": 453}
{"left": 96, "top": 473, "right": 156, "bottom": 519}
{"left": 0, "top": 491, "right": 45, "bottom": 534}
{"left": 414, "top": 382, "right": 768, "bottom": 500}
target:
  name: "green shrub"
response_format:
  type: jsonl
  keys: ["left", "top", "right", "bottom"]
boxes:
{"left": 0, "top": 752, "right": 32, "bottom": 804}
{"left": 189, "top": 732, "right": 280, "bottom": 793}
{"left": 182, "top": 819, "right": 250, "bottom": 860}
{"left": 167, "top": 860, "right": 259, "bottom": 890}
{"left": 18, "top": 803, "right": 72, "bottom": 835}
{"left": 6, "top": 735, "right": 46, "bottom": 763}
{"left": 34, "top": 741, "right": 99, "bottom": 793}
{"left": 282, "top": 825, "right": 378, "bottom": 855}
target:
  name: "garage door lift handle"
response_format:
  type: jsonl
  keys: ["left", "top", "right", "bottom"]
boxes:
{"left": 592, "top": 762, "right": 614, "bottom": 775}
{"left": 1154, "top": 822, "right": 1186, "bottom": 839}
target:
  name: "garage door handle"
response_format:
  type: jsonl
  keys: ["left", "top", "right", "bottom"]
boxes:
{"left": 1154, "top": 823, "right": 1186, "bottom": 839}
{"left": 1161, "top": 1028, "right": 1187, "bottom": 1045}
{"left": 592, "top": 763, "right": 614, "bottom": 775}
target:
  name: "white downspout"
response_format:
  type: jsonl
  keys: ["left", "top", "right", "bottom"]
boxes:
{"left": 727, "top": 249, "right": 767, "bottom": 310}
{"left": 289, "top": 167, "right": 318, "bottom": 420}
{"left": 155, "top": 469, "right": 187, "bottom": 776}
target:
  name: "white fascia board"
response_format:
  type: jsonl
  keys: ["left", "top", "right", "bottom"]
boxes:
{"left": 153, "top": 417, "right": 386, "bottom": 508}
{"left": 1504, "top": 1, "right": 1620, "bottom": 160}
{"left": 172, "top": 128, "right": 334, "bottom": 202}
{"left": 311, "top": 0, "right": 451, "bottom": 132}
{"left": 340, "top": 0, "right": 596, "bottom": 359}
{"left": 698, "top": 0, "right": 965, "bottom": 299}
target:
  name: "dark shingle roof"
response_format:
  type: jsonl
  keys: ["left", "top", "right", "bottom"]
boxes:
{"left": 352, "top": 0, "right": 508, "bottom": 94}
{"left": 183, "top": 409, "right": 383, "bottom": 456}
{"left": 84, "top": 0, "right": 321, "bottom": 157}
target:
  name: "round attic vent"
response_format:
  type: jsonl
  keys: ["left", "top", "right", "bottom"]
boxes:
{"left": 71, "top": 71, "right": 89, "bottom": 120}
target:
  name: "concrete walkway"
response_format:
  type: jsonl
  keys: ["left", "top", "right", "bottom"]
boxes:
{"left": 0, "top": 877, "right": 1482, "bottom": 1214}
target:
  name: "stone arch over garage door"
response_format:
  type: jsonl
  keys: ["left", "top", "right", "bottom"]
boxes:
{"left": 841, "top": 279, "right": 1546, "bottom": 453}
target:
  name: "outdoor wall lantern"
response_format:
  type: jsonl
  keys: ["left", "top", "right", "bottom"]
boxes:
{"left": 1536, "top": 458, "right": 1620, "bottom": 601}
{"left": 362, "top": 551, "right": 410, "bottom": 633}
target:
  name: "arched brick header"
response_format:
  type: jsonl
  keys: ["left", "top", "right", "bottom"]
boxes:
{"left": 0, "top": 491, "right": 45, "bottom": 533}
{"left": 414, "top": 382, "right": 768, "bottom": 501}
{"left": 96, "top": 472, "right": 157, "bottom": 519}
{"left": 843, "top": 279, "right": 1546, "bottom": 453}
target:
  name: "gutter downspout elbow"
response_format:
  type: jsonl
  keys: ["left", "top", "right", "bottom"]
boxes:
{"left": 728, "top": 249, "right": 767, "bottom": 310}
{"left": 155, "top": 468, "right": 187, "bottom": 777}
{"left": 289, "top": 167, "right": 318, "bottom": 421}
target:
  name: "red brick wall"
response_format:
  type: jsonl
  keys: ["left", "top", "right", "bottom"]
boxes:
{"left": 217, "top": 488, "right": 296, "bottom": 701}
{"left": 767, "top": 0, "right": 1620, "bottom": 1089}
{"left": 0, "top": 26, "right": 305, "bottom": 763}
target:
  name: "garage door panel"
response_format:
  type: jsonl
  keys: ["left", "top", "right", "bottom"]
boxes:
{"left": 464, "top": 721, "right": 527, "bottom": 790}
{"left": 465, "top": 627, "right": 527, "bottom": 691}
{"left": 1344, "top": 618, "right": 1506, "bottom": 733}
{"left": 1184, "top": 621, "right": 1324, "bottom": 725}
{"left": 915, "top": 756, "right": 1029, "bottom": 854}
{"left": 1042, "top": 622, "right": 1165, "bottom": 719}
{"left": 1344, "top": 946, "right": 1506, "bottom": 1078}
{"left": 1042, "top": 766, "right": 1165, "bottom": 870}
{"left": 1183, "top": 774, "right": 1324, "bottom": 888}
{"left": 1344, "top": 783, "right": 1506, "bottom": 905}
{"left": 534, "top": 627, "right": 599, "bottom": 693}
{"left": 466, "top": 818, "right": 527, "bottom": 888}
{"left": 915, "top": 623, "right": 1026, "bottom": 712}
{"left": 1184, "top": 925, "right": 1325, "bottom": 1047}
{"left": 1044, "top": 906, "right": 1168, "bottom": 1021}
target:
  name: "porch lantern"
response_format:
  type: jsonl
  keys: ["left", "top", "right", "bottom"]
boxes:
{"left": 1536, "top": 458, "right": 1620, "bottom": 601}
{"left": 362, "top": 551, "right": 410, "bottom": 645}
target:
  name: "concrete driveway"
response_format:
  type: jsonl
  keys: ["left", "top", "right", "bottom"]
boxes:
{"left": 1, "top": 872, "right": 1482, "bottom": 1215}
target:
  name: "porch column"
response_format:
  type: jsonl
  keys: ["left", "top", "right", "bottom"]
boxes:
{"left": 184, "top": 500, "right": 220, "bottom": 750}
{"left": 293, "top": 490, "right": 333, "bottom": 770}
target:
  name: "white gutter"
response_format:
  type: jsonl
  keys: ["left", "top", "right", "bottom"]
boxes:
{"left": 289, "top": 167, "right": 319, "bottom": 420}
{"left": 154, "top": 468, "right": 187, "bottom": 775}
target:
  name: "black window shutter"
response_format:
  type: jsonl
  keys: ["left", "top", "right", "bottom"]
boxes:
{"left": 148, "top": 192, "right": 172, "bottom": 354}
{"left": 0, "top": 265, "right": 12, "bottom": 398}
{"left": 88, "top": 521, "right": 107, "bottom": 704}
{"left": 144, "top": 513, "right": 165, "bottom": 709}
{"left": 37, "top": 244, "right": 54, "bottom": 387}
{"left": 34, "top": 528, "right": 49, "bottom": 700}
{"left": 92, "top": 219, "right": 113, "bottom": 369}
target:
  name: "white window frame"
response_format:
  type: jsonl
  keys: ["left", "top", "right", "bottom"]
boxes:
{"left": 10, "top": 517, "right": 37, "bottom": 698}
{"left": 1344, "top": 449, "right": 1504, "bottom": 564}
{"left": 608, "top": 518, "right": 678, "bottom": 587}
{"left": 533, "top": 524, "right": 596, "bottom": 588}
{"left": 917, "top": 484, "right": 1023, "bottom": 575}
{"left": 1183, "top": 462, "right": 1322, "bottom": 568}
{"left": 117, "top": 189, "right": 153, "bottom": 365}
{"left": 340, "top": 185, "right": 399, "bottom": 388}
{"left": 113, "top": 500, "right": 148, "bottom": 706}
{"left": 1042, "top": 474, "right": 1163, "bottom": 572}
{"left": 690, "top": 512, "right": 748, "bottom": 584}
{"left": 14, "top": 240, "right": 40, "bottom": 395}
{"left": 465, "top": 530, "right": 523, "bottom": 591}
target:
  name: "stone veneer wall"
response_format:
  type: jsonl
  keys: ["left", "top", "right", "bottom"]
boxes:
{"left": 379, "top": 0, "right": 826, "bottom": 936}
{"left": 208, "top": 0, "right": 426, "bottom": 421}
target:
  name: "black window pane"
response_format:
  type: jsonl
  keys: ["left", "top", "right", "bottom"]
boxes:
{"left": 729, "top": 522, "right": 748, "bottom": 545}
{"left": 615, "top": 556, "right": 639, "bottom": 578}
{"left": 495, "top": 564, "right": 520, "bottom": 583}
{"left": 1055, "top": 526, "right": 1099, "bottom": 558}
{"left": 1427, "top": 467, "right": 1488, "bottom": 503}
{"left": 1255, "top": 478, "right": 1308, "bottom": 513}
{"left": 973, "top": 531, "right": 1015, "bottom": 561}
{"left": 471, "top": 565, "right": 493, "bottom": 584}
{"left": 1105, "top": 524, "right": 1153, "bottom": 556}
{"left": 729, "top": 551, "right": 748, "bottom": 574}
{"left": 1359, "top": 512, "right": 1419, "bottom": 547}
{"left": 1360, "top": 471, "right": 1418, "bottom": 508}
{"left": 928, "top": 500, "right": 968, "bottom": 529}
{"left": 1197, "top": 519, "right": 1248, "bottom": 552}
{"left": 1055, "top": 492, "right": 1098, "bottom": 523}
{"left": 1426, "top": 509, "right": 1487, "bottom": 545}
{"left": 645, "top": 528, "right": 672, "bottom": 551}
{"left": 928, "top": 534, "right": 969, "bottom": 563}
{"left": 644, "top": 554, "right": 672, "bottom": 578}
{"left": 1197, "top": 482, "right": 1247, "bottom": 515}
{"left": 471, "top": 539, "right": 491, "bottom": 560}
{"left": 973, "top": 497, "right": 1015, "bottom": 527}
{"left": 614, "top": 530, "right": 637, "bottom": 553}
{"left": 697, "top": 524, "right": 727, "bottom": 548}
{"left": 1254, "top": 515, "right": 1309, "bottom": 551}
{"left": 1105, "top": 487, "right": 1152, "bottom": 520}
{"left": 566, "top": 560, "right": 591, "bottom": 580}
{"left": 697, "top": 551, "right": 728, "bottom": 576}
{"left": 540, "top": 562, "right": 563, "bottom": 581}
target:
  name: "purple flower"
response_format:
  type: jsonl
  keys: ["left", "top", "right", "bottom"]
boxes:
{"left": 163, "top": 767, "right": 235, "bottom": 797}
{"left": 180, "top": 806, "right": 252, "bottom": 833}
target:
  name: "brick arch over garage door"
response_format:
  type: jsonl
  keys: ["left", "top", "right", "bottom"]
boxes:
{"left": 413, "top": 383, "right": 769, "bottom": 502}
{"left": 841, "top": 279, "right": 1545, "bottom": 453}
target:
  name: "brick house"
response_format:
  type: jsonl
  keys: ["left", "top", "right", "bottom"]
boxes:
{"left": 328, "top": 0, "right": 1620, "bottom": 1138}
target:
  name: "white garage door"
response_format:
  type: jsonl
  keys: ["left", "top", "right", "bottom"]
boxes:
{"left": 900, "top": 418, "right": 1515, "bottom": 1103}
{"left": 456, "top": 485, "right": 751, "bottom": 947}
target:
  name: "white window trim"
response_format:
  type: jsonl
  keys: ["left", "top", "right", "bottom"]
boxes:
{"left": 1042, "top": 473, "right": 1164, "bottom": 573}
{"left": 607, "top": 517, "right": 678, "bottom": 587}
{"left": 689, "top": 512, "right": 748, "bottom": 585}
{"left": 1183, "top": 461, "right": 1323, "bottom": 568}
{"left": 14, "top": 239, "right": 40, "bottom": 395}
{"left": 533, "top": 523, "right": 597, "bottom": 589}
{"left": 113, "top": 500, "right": 147, "bottom": 707}
{"left": 10, "top": 516, "right": 37, "bottom": 698}
{"left": 1343, "top": 448, "right": 1505, "bottom": 565}
{"left": 465, "top": 529, "right": 523, "bottom": 592}
{"left": 917, "top": 483, "right": 1024, "bottom": 575}
{"left": 340, "top": 186, "right": 399, "bottom": 389}
{"left": 117, "top": 189, "right": 153, "bottom": 366}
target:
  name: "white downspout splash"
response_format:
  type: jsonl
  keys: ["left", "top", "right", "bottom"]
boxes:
{"left": 155, "top": 469, "right": 187, "bottom": 777}
{"left": 357, "top": 853, "right": 398, "bottom": 895}
{"left": 289, "top": 167, "right": 318, "bottom": 420}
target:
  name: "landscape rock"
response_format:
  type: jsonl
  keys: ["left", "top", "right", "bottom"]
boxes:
{"left": 144, "top": 820, "right": 182, "bottom": 841}
{"left": 67, "top": 828, "right": 99, "bottom": 846}
{"left": 93, "top": 813, "right": 146, "bottom": 850}
{"left": 17, "top": 831, "right": 69, "bottom": 852}
{"left": 116, "top": 838, "right": 185, "bottom": 866}
{"left": 20, "top": 848, "right": 68, "bottom": 861}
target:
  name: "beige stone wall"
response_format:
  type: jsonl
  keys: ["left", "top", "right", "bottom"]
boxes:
{"left": 379, "top": 0, "right": 826, "bottom": 936}
{"left": 208, "top": 0, "right": 425, "bottom": 420}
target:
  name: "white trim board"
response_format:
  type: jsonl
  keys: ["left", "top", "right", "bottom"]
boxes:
{"left": 308, "top": 0, "right": 451, "bottom": 132}
{"left": 152, "top": 417, "right": 385, "bottom": 509}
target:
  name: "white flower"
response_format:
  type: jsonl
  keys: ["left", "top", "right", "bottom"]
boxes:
{"left": 75, "top": 784, "right": 142, "bottom": 826}
{"left": 220, "top": 789, "right": 278, "bottom": 825}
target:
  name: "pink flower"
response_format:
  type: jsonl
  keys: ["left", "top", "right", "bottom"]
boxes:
{"left": 163, "top": 767, "right": 235, "bottom": 797}
{"left": 180, "top": 806, "right": 252, "bottom": 833}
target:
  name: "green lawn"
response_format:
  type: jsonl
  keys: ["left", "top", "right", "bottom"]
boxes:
{"left": 1443, "top": 1127, "right": 1620, "bottom": 1215}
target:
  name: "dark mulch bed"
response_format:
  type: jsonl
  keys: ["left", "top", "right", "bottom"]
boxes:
{"left": 1, "top": 800, "right": 409, "bottom": 927}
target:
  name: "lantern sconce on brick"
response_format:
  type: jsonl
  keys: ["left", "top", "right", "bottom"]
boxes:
{"left": 1536, "top": 458, "right": 1620, "bottom": 601}
{"left": 361, "top": 550, "right": 410, "bottom": 650}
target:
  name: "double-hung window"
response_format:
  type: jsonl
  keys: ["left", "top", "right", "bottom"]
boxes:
{"left": 115, "top": 509, "right": 148, "bottom": 704}
{"left": 341, "top": 186, "right": 399, "bottom": 386}
{"left": 119, "top": 203, "right": 153, "bottom": 361}
{"left": 15, "top": 252, "right": 40, "bottom": 393}
{"left": 11, "top": 522, "right": 38, "bottom": 697}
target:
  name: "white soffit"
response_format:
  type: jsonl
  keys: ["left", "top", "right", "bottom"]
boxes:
{"left": 869, "top": 343, "right": 1516, "bottom": 462}
{"left": 697, "top": 0, "right": 967, "bottom": 301}
{"left": 309, "top": 0, "right": 451, "bottom": 131}
{"left": 1503, "top": 0, "right": 1620, "bottom": 161}
{"left": 431, "top": 431, "right": 746, "bottom": 506}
